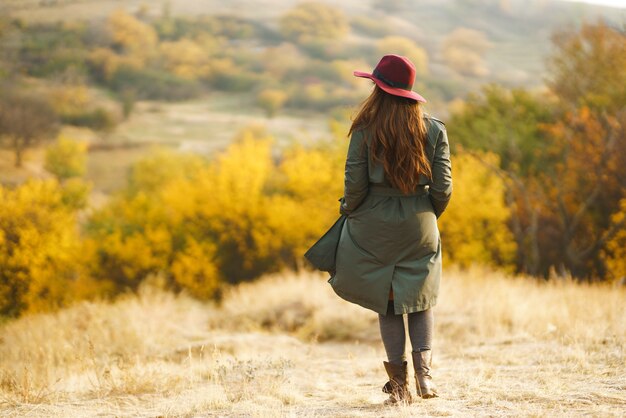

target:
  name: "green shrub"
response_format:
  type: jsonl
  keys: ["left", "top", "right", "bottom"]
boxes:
{"left": 109, "top": 66, "right": 202, "bottom": 101}
{"left": 61, "top": 107, "right": 117, "bottom": 132}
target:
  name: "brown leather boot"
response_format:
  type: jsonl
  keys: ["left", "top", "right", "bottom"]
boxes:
{"left": 411, "top": 350, "right": 438, "bottom": 398}
{"left": 382, "top": 361, "right": 413, "bottom": 405}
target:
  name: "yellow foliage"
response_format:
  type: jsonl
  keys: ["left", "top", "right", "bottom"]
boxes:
{"left": 376, "top": 36, "right": 429, "bottom": 76}
{"left": 90, "top": 126, "right": 347, "bottom": 287}
{"left": 438, "top": 152, "right": 516, "bottom": 269}
{"left": 267, "top": 141, "right": 345, "bottom": 263}
{"left": 203, "top": 131, "right": 278, "bottom": 270}
{"left": 107, "top": 10, "right": 157, "bottom": 55}
{"left": 171, "top": 238, "right": 220, "bottom": 299}
{"left": 159, "top": 38, "right": 212, "bottom": 80}
{"left": 59, "top": 177, "right": 92, "bottom": 210}
{"left": 45, "top": 136, "right": 88, "bottom": 180}
{"left": 256, "top": 89, "right": 288, "bottom": 117}
{"left": 1, "top": 124, "right": 527, "bottom": 315}
{"left": 279, "top": 143, "right": 343, "bottom": 202}
{"left": 0, "top": 180, "right": 85, "bottom": 316}
{"left": 88, "top": 47, "right": 144, "bottom": 81}
{"left": 602, "top": 199, "right": 626, "bottom": 282}
{"left": 86, "top": 189, "right": 174, "bottom": 291}
{"left": 128, "top": 148, "right": 205, "bottom": 193}
{"left": 88, "top": 10, "right": 158, "bottom": 79}
{"left": 101, "top": 225, "right": 171, "bottom": 281}
{"left": 210, "top": 58, "right": 237, "bottom": 78}
{"left": 211, "top": 130, "right": 274, "bottom": 217}
{"left": 48, "top": 85, "right": 91, "bottom": 117}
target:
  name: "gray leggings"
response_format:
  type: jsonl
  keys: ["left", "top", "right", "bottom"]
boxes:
{"left": 378, "top": 300, "right": 433, "bottom": 364}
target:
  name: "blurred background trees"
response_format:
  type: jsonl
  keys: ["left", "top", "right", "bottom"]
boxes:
{"left": 442, "top": 28, "right": 492, "bottom": 77}
{"left": 0, "top": 1, "right": 624, "bottom": 317}
{"left": 279, "top": 2, "right": 349, "bottom": 45}
{"left": 450, "top": 21, "right": 626, "bottom": 280}
{"left": 0, "top": 90, "right": 58, "bottom": 167}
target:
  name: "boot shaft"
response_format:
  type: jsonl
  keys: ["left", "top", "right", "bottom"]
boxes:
{"left": 382, "top": 360, "right": 413, "bottom": 404}
{"left": 411, "top": 350, "right": 438, "bottom": 398}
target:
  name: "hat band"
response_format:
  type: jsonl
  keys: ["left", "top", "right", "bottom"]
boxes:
{"left": 373, "top": 69, "right": 412, "bottom": 91}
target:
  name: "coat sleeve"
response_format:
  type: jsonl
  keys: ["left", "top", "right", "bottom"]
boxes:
{"left": 429, "top": 125, "right": 453, "bottom": 218}
{"left": 340, "top": 130, "right": 369, "bottom": 216}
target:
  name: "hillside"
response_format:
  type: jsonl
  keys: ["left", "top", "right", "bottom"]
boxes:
{"left": 2, "top": 0, "right": 623, "bottom": 92}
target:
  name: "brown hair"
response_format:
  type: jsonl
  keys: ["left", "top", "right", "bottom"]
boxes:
{"left": 348, "top": 85, "right": 431, "bottom": 194}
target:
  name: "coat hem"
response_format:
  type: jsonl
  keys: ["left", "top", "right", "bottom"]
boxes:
{"left": 329, "top": 284, "right": 387, "bottom": 315}
{"left": 328, "top": 281, "right": 437, "bottom": 315}
{"left": 395, "top": 298, "right": 438, "bottom": 315}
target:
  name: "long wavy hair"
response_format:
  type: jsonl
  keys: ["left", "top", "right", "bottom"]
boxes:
{"left": 349, "top": 85, "right": 431, "bottom": 194}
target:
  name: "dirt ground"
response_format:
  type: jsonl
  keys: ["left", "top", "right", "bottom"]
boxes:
{"left": 3, "top": 331, "right": 625, "bottom": 417}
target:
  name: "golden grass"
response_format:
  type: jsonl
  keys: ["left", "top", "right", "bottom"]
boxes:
{"left": 1, "top": 268, "right": 624, "bottom": 416}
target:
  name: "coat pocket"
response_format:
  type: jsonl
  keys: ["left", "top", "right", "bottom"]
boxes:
{"left": 344, "top": 220, "right": 382, "bottom": 263}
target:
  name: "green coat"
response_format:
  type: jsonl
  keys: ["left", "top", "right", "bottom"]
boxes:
{"left": 328, "top": 116, "right": 452, "bottom": 315}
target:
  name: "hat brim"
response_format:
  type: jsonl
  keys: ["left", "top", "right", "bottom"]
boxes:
{"left": 353, "top": 71, "right": 427, "bottom": 103}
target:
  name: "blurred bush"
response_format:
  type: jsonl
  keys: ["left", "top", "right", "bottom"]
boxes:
{"left": 602, "top": 199, "right": 626, "bottom": 283}
{"left": 48, "top": 83, "right": 118, "bottom": 131}
{"left": 108, "top": 66, "right": 202, "bottom": 101}
{"left": 438, "top": 152, "right": 517, "bottom": 270}
{"left": 44, "top": 136, "right": 87, "bottom": 180}
{"left": 0, "top": 179, "right": 97, "bottom": 317}
{"left": 256, "top": 89, "right": 288, "bottom": 117}
{"left": 279, "top": 2, "right": 349, "bottom": 44}
{"left": 159, "top": 38, "right": 212, "bottom": 80}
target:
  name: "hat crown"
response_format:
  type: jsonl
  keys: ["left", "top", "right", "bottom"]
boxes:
{"left": 352, "top": 54, "right": 426, "bottom": 102}
{"left": 372, "top": 55, "right": 415, "bottom": 91}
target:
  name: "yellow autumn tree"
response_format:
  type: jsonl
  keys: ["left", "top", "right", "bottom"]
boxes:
{"left": 45, "top": 136, "right": 88, "bottom": 180}
{"left": 159, "top": 38, "right": 212, "bottom": 80}
{"left": 0, "top": 180, "right": 91, "bottom": 316}
{"left": 170, "top": 238, "right": 220, "bottom": 299}
{"left": 107, "top": 10, "right": 157, "bottom": 57}
{"left": 257, "top": 89, "right": 288, "bottom": 117}
{"left": 86, "top": 191, "right": 173, "bottom": 289}
{"left": 193, "top": 129, "right": 278, "bottom": 281}
{"left": 602, "top": 199, "right": 626, "bottom": 282}
{"left": 266, "top": 138, "right": 345, "bottom": 266}
{"left": 85, "top": 149, "right": 217, "bottom": 295}
{"left": 88, "top": 10, "right": 158, "bottom": 82}
{"left": 438, "top": 152, "right": 516, "bottom": 269}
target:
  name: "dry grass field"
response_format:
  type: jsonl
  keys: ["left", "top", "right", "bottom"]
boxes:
{"left": 1, "top": 267, "right": 624, "bottom": 417}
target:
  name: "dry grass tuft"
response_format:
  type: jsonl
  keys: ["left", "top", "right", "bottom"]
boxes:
{"left": 0, "top": 284, "right": 211, "bottom": 404}
{"left": 210, "top": 270, "right": 379, "bottom": 342}
{"left": 438, "top": 266, "right": 625, "bottom": 346}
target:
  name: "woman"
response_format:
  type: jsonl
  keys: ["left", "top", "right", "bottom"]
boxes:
{"left": 327, "top": 54, "right": 452, "bottom": 405}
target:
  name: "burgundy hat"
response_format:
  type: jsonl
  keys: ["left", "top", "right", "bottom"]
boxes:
{"left": 354, "top": 54, "right": 426, "bottom": 103}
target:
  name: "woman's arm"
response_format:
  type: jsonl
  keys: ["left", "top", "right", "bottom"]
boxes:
{"left": 340, "top": 130, "right": 369, "bottom": 216}
{"left": 429, "top": 126, "right": 453, "bottom": 218}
